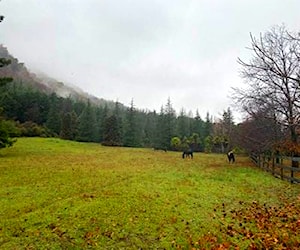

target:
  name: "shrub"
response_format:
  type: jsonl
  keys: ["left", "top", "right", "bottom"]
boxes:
{"left": 18, "top": 121, "right": 51, "bottom": 137}
{"left": 0, "top": 119, "right": 19, "bottom": 148}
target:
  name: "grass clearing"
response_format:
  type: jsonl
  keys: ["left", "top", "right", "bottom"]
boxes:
{"left": 0, "top": 138, "right": 299, "bottom": 249}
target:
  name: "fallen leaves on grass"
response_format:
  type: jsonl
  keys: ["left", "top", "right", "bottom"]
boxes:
{"left": 83, "top": 227, "right": 101, "bottom": 246}
{"left": 81, "top": 193, "right": 96, "bottom": 200}
{"left": 193, "top": 200, "right": 300, "bottom": 249}
{"left": 47, "top": 223, "right": 75, "bottom": 245}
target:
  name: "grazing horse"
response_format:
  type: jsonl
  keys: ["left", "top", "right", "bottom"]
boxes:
{"left": 182, "top": 149, "right": 193, "bottom": 159}
{"left": 227, "top": 150, "right": 235, "bottom": 163}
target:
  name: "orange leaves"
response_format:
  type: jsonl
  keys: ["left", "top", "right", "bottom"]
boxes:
{"left": 199, "top": 200, "right": 300, "bottom": 249}
{"left": 83, "top": 227, "right": 101, "bottom": 246}
{"left": 275, "top": 140, "right": 300, "bottom": 155}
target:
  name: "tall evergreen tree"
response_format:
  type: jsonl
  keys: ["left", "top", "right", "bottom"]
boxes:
{"left": 0, "top": 83, "right": 20, "bottom": 120}
{"left": 46, "top": 93, "right": 62, "bottom": 135}
{"left": 102, "top": 114, "right": 122, "bottom": 146}
{"left": 60, "top": 111, "right": 78, "bottom": 140}
{"left": 98, "top": 104, "right": 108, "bottom": 142}
{"left": 203, "top": 112, "right": 213, "bottom": 152}
{"left": 123, "top": 99, "right": 139, "bottom": 147}
{"left": 176, "top": 108, "right": 190, "bottom": 138}
{"left": 203, "top": 112, "right": 212, "bottom": 138}
{"left": 155, "top": 106, "right": 165, "bottom": 148}
{"left": 114, "top": 101, "right": 123, "bottom": 142}
{"left": 155, "top": 99, "right": 176, "bottom": 149}
{"left": 221, "top": 107, "right": 235, "bottom": 150}
{"left": 192, "top": 110, "right": 204, "bottom": 144}
{"left": 77, "top": 101, "right": 98, "bottom": 142}
{"left": 143, "top": 110, "right": 158, "bottom": 147}
{"left": 102, "top": 101, "right": 123, "bottom": 146}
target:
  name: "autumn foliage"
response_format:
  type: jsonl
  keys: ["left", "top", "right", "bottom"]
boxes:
{"left": 275, "top": 140, "right": 300, "bottom": 156}
{"left": 192, "top": 200, "right": 300, "bottom": 249}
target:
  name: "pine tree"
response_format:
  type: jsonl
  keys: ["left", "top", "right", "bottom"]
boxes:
{"left": 155, "top": 99, "right": 176, "bottom": 150}
{"left": 176, "top": 108, "right": 189, "bottom": 138}
{"left": 203, "top": 112, "right": 212, "bottom": 138}
{"left": 101, "top": 101, "right": 123, "bottom": 146}
{"left": 123, "top": 99, "right": 138, "bottom": 147}
{"left": 142, "top": 110, "right": 157, "bottom": 147}
{"left": 190, "top": 110, "right": 205, "bottom": 150}
{"left": 60, "top": 111, "right": 77, "bottom": 140}
{"left": 102, "top": 115, "right": 122, "bottom": 146}
{"left": 163, "top": 98, "right": 176, "bottom": 149}
{"left": 98, "top": 104, "right": 108, "bottom": 142}
{"left": 77, "top": 101, "right": 98, "bottom": 142}
{"left": 46, "top": 93, "right": 62, "bottom": 136}
{"left": 221, "top": 107, "right": 235, "bottom": 151}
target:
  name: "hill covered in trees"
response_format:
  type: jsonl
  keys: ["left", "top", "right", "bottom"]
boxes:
{"left": 0, "top": 45, "right": 118, "bottom": 108}
{"left": 0, "top": 45, "right": 238, "bottom": 152}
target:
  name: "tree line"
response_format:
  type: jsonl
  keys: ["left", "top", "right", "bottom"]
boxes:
{"left": 0, "top": 80, "right": 236, "bottom": 152}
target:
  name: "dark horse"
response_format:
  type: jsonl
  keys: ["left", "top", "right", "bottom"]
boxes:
{"left": 182, "top": 149, "right": 193, "bottom": 159}
{"left": 227, "top": 150, "right": 235, "bottom": 163}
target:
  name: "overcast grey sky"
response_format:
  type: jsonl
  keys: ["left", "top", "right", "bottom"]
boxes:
{"left": 1, "top": 0, "right": 300, "bottom": 121}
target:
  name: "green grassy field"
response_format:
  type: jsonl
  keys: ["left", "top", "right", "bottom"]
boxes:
{"left": 0, "top": 138, "right": 299, "bottom": 249}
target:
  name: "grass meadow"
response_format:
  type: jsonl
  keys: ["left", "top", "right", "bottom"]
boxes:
{"left": 0, "top": 138, "right": 299, "bottom": 249}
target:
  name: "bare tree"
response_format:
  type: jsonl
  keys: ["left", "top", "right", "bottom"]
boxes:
{"left": 235, "top": 110, "right": 282, "bottom": 153}
{"left": 233, "top": 25, "right": 300, "bottom": 163}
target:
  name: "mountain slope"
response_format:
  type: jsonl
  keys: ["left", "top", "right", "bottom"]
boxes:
{"left": 0, "top": 44, "right": 118, "bottom": 108}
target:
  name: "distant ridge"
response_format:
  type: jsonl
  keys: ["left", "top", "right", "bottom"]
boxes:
{"left": 0, "top": 44, "right": 119, "bottom": 108}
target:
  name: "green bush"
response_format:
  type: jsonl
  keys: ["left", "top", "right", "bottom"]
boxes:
{"left": 18, "top": 121, "right": 51, "bottom": 137}
{"left": 0, "top": 119, "right": 19, "bottom": 148}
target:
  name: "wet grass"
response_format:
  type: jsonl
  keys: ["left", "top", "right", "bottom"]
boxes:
{"left": 0, "top": 138, "right": 299, "bottom": 249}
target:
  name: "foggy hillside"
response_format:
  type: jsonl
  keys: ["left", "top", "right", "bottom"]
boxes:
{"left": 0, "top": 45, "right": 118, "bottom": 109}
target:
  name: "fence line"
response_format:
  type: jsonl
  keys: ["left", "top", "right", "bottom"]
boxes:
{"left": 250, "top": 153, "right": 300, "bottom": 184}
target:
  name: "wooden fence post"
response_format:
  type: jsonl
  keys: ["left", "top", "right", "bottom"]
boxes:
{"left": 272, "top": 155, "right": 275, "bottom": 176}
{"left": 291, "top": 157, "right": 295, "bottom": 183}
{"left": 275, "top": 150, "right": 280, "bottom": 164}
